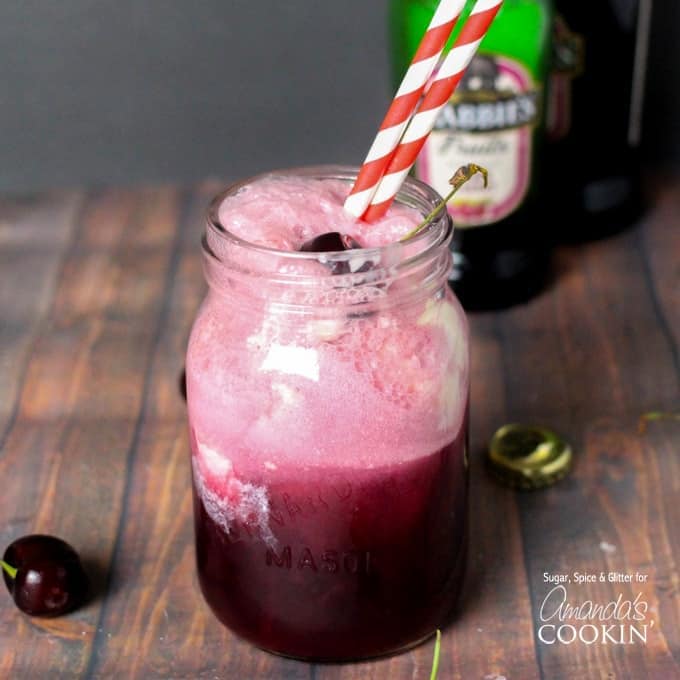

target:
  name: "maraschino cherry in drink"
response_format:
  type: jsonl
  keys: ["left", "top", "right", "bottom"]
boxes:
{"left": 186, "top": 166, "right": 470, "bottom": 661}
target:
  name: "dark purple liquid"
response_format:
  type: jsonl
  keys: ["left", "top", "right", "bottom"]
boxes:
{"left": 192, "top": 428, "right": 468, "bottom": 661}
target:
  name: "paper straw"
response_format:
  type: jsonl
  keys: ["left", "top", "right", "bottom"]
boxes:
{"left": 358, "top": 0, "right": 503, "bottom": 223}
{"left": 343, "top": 0, "right": 467, "bottom": 219}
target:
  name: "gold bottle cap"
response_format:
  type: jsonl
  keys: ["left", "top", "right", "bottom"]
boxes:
{"left": 487, "top": 424, "right": 572, "bottom": 490}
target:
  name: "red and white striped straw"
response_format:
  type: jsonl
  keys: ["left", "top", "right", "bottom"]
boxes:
{"left": 348, "top": 0, "right": 503, "bottom": 223}
{"left": 343, "top": 0, "right": 467, "bottom": 219}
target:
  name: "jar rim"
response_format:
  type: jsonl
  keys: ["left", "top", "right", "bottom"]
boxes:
{"left": 202, "top": 165, "right": 453, "bottom": 311}
{"left": 205, "top": 165, "right": 451, "bottom": 266}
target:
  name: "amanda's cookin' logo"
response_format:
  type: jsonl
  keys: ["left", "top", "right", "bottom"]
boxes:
{"left": 434, "top": 54, "right": 539, "bottom": 133}
{"left": 538, "top": 584, "right": 655, "bottom": 646}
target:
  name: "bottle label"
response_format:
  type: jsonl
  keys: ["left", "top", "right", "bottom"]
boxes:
{"left": 417, "top": 54, "right": 538, "bottom": 228}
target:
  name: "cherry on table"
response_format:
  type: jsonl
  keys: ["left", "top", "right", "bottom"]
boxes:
{"left": 2, "top": 534, "right": 88, "bottom": 617}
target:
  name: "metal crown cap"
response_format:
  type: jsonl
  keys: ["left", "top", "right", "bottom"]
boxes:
{"left": 487, "top": 424, "right": 572, "bottom": 490}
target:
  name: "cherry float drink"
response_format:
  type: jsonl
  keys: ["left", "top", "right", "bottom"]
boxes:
{"left": 187, "top": 167, "right": 470, "bottom": 660}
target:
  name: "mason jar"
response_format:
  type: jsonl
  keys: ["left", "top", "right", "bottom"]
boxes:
{"left": 186, "top": 166, "right": 469, "bottom": 661}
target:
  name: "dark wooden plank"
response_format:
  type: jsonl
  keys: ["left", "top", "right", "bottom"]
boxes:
{"left": 638, "top": 178, "right": 680, "bottom": 671}
{"left": 0, "top": 191, "right": 83, "bottom": 436}
{"left": 434, "top": 313, "right": 541, "bottom": 680}
{"left": 0, "top": 187, "right": 183, "bottom": 678}
{"left": 495, "top": 216, "right": 680, "bottom": 678}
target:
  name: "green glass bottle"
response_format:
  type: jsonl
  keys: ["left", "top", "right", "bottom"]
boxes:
{"left": 389, "top": 0, "right": 554, "bottom": 310}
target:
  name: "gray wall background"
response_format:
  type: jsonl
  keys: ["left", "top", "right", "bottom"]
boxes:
{"left": 1, "top": 1, "right": 678, "bottom": 193}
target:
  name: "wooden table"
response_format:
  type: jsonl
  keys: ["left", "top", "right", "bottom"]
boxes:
{"left": 0, "top": 178, "right": 678, "bottom": 679}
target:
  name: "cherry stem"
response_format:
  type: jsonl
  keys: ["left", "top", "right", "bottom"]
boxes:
{"left": 638, "top": 411, "right": 680, "bottom": 434}
{"left": 641, "top": 411, "right": 680, "bottom": 422}
{"left": 400, "top": 163, "right": 489, "bottom": 242}
{"left": 429, "top": 628, "right": 442, "bottom": 680}
{"left": 0, "top": 559, "right": 17, "bottom": 580}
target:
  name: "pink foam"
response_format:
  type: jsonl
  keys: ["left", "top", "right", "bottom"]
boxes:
{"left": 189, "top": 176, "right": 468, "bottom": 496}
{"left": 217, "top": 177, "right": 421, "bottom": 249}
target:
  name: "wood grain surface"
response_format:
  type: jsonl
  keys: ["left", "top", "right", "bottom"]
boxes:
{"left": 0, "top": 178, "right": 678, "bottom": 679}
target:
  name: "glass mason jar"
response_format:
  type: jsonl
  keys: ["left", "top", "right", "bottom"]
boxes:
{"left": 186, "top": 166, "right": 470, "bottom": 661}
